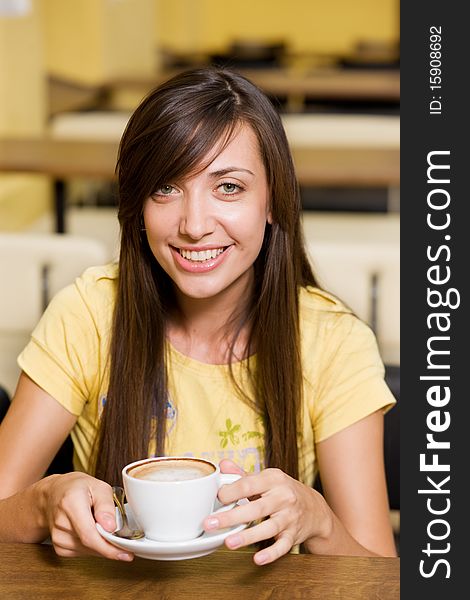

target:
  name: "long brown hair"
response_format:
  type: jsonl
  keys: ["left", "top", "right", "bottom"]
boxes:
{"left": 94, "top": 67, "right": 317, "bottom": 485}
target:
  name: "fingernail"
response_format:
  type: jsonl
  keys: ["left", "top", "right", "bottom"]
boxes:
{"left": 102, "top": 512, "right": 114, "bottom": 523}
{"left": 100, "top": 513, "right": 115, "bottom": 530}
{"left": 206, "top": 517, "right": 219, "bottom": 530}
{"left": 226, "top": 534, "right": 241, "bottom": 548}
{"left": 255, "top": 552, "right": 268, "bottom": 565}
{"left": 118, "top": 553, "right": 133, "bottom": 562}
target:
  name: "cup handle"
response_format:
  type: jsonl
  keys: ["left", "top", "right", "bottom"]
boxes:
{"left": 219, "top": 473, "right": 242, "bottom": 486}
{"left": 213, "top": 473, "right": 242, "bottom": 513}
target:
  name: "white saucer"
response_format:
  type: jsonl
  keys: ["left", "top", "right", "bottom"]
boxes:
{"left": 96, "top": 500, "right": 249, "bottom": 561}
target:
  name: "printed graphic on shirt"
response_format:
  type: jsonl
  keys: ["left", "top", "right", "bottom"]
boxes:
{"left": 215, "top": 416, "right": 264, "bottom": 472}
{"left": 165, "top": 396, "right": 177, "bottom": 435}
{"left": 219, "top": 418, "right": 240, "bottom": 447}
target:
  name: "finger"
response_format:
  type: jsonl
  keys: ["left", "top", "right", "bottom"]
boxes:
{"left": 64, "top": 491, "right": 130, "bottom": 560}
{"left": 205, "top": 497, "right": 270, "bottom": 532}
{"left": 218, "top": 463, "right": 259, "bottom": 504}
{"left": 219, "top": 459, "right": 246, "bottom": 475}
{"left": 95, "top": 511, "right": 116, "bottom": 532}
{"left": 53, "top": 547, "right": 83, "bottom": 558}
{"left": 253, "top": 532, "right": 296, "bottom": 566}
{"left": 52, "top": 530, "right": 105, "bottom": 557}
{"left": 90, "top": 484, "right": 117, "bottom": 532}
{"left": 51, "top": 525, "right": 134, "bottom": 561}
{"left": 53, "top": 543, "right": 133, "bottom": 562}
{"left": 224, "top": 515, "right": 284, "bottom": 550}
{"left": 217, "top": 469, "right": 283, "bottom": 505}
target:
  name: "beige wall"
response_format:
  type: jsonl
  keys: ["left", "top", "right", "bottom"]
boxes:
{"left": 38, "top": 0, "right": 398, "bottom": 86}
{"left": 0, "top": 0, "right": 46, "bottom": 135}
{"left": 0, "top": 1, "right": 51, "bottom": 231}
{"left": 41, "top": 0, "right": 158, "bottom": 85}
{"left": 156, "top": 0, "right": 399, "bottom": 56}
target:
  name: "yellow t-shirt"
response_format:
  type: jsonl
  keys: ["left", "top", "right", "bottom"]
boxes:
{"left": 18, "top": 264, "right": 395, "bottom": 484}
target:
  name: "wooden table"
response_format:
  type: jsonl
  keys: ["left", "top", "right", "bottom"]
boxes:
{"left": 0, "top": 543, "right": 399, "bottom": 599}
{"left": 0, "top": 138, "right": 118, "bottom": 234}
{"left": 108, "top": 67, "right": 400, "bottom": 112}
{"left": 292, "top": 147, "right": 399, "bottom": 187}
{"left": 0, "top": 138, "right": 119, "bottom": 180}
{"left": 48, "top": 77, "right": 106, "bottom": 117}
{"left": 0, "top": 138, "right": 399, "bottom": 232}
{"left": 230, "top": 68, "right": 400, "bottom": 113}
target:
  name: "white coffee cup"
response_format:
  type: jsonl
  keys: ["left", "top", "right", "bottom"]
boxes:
{"left": 122, "top": 456, "right": 241, "bottom": 542}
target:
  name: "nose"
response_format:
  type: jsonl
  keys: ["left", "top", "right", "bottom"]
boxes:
{"left": 179, "top": 193, "right": 216, "bottom": 240}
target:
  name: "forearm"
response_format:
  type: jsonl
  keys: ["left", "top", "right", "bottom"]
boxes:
{"left": 303, "top": 490, "right": 385, "bottom": 557}
{"left": 0, "top": 475, "right": 58, "bottom": 543}
{"left": 305, "top": 509, "right": 376, "bottom": 557}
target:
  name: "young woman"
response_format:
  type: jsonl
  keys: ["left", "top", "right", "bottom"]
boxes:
{"left": 0, "top": 67, "right": 397, "bottom": 564}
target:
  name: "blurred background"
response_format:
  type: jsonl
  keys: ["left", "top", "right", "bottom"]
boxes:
{"left": 0, "top": 0, "right": 400, "bottom": 545}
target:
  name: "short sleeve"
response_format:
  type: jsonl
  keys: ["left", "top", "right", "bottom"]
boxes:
{"left": 310, "top": 315, "right": 396, "bottom": 443}
{"left": 17, "top": 281, "right": 102, "bottom": 417}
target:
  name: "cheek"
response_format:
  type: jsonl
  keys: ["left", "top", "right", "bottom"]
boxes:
{"left": 222, "top": 199, "right": 268, "bottom": 233}
{"left": 232, "top": 213, "right": 268, "bottom": 255}
{"left": 248, "top": 204, "right": 270, "bottom": 242}
{"left": 143, "top": 206, "right": 176, "bottom": 242}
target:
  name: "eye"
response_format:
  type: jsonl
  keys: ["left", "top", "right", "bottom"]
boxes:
{"left": 218, "top": 182, "right": 243, "bottom": 195}
{"left": 155, "top": 184, "right": 176, "bottom": 196}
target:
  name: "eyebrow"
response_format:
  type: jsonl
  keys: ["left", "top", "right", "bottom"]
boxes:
{"left": 208, "top": 167, "right": 255, "bottom": 178}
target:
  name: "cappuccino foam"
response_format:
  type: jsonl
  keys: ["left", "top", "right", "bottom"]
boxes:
{"left": 129, "top": 459, "right": 215, "bottom": 482}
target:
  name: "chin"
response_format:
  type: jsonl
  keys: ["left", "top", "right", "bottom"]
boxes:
{"left": 171, "top": 268, "right": 253, "bottom": 302}
{"left": 176, "top": 284, "right": 226, "bottom": 300}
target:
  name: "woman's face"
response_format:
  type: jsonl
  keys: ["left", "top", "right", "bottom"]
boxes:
{"left": 143, "top": 124, "right": 271, "bottom": 303}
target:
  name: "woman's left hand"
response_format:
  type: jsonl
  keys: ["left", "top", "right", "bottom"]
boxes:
{"left": 203, "top": 459, "right": 331, "bottom": 565}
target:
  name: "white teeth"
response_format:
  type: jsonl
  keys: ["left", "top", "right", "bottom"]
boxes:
{"left": 179, "top": 247, "right": 225, "bottom": 262}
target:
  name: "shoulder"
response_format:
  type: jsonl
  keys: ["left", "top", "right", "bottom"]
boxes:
{"left": 299, "top": 285, "right": 352, "bottom": 315}
{"left": 47, "top": 262, "right": 118, "bottom": 324}
{"left": 74, "top": 263, "right": 118, "bottom": 299}
{"left": 74, "top": 262, "right": 119, "bottom": 291}
{"left": 299, "top": 285, "right": 354, "bottom": 333}
{"left": 298, "top": 286, "right": 377, "bottom": 361}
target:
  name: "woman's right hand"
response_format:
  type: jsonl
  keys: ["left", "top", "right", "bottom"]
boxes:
{"left": 43, "top": 472, "right": 134, "bottom": 561}
{"left": 0, "top": 374, "right": 133, "bottom": 560}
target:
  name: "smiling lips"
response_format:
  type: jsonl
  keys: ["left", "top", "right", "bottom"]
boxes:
{"left": 171, "top": 245, "right": 231, "bottom": 273}
{"left": 179, "top": 247, "right": 225, "bottom": 262}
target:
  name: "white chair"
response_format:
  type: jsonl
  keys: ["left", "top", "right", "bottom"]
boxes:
{"left": 282, "top": 114, "right": 400, "bottom": 149}
{"left": 48, "top": 111, "right": 130, "bottom": 141}
{"left": 0, "top": 233, "right": 109, "bottom": 395}
{"left": 302, "top": 212, "right": 400, "bottom": 366}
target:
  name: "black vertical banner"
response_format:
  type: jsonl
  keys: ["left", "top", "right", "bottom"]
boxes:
{"left": 401, "top": 2, "right": 467, "bottom": 597}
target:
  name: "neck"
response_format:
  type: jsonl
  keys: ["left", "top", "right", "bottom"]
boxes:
{"left": 168, "top": 270, "right": 254, "bottom": 363}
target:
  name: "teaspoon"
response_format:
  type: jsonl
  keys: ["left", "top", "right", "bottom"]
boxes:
{"left": 111, "top": 485, "right": 145, "bottom": 540}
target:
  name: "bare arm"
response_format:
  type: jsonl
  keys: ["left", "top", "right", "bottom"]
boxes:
{"left": 0, "top": 373, "right": 132, "bottom": 560}
{"left": 309, "top": 410, "right": 397, "bottom": 557}
{"left": 0, "top": 373, "right": 75, "bottom": 541}
{"left": 0, "top": 373, "right": 77, "bottom": 496}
